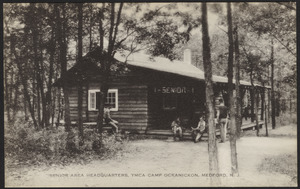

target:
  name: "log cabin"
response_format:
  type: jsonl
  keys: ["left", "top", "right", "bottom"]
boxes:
{"left": 54, "top": 48, "right": 269, "bottom": 134}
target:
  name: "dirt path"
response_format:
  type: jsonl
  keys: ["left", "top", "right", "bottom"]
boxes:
{"left": 5, "top": 125, "right": 297, "bottom": 187}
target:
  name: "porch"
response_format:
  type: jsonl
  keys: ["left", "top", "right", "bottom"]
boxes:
{"left": 146, "top": 119, "right": 265, "bottom": 140}
{"left": 63, "top": 114, "right": 265, "bottom": 140}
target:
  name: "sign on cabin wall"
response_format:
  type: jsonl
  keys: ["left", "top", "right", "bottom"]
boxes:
{"left": 153, "top": 86, "right": 195, "bottom": 94}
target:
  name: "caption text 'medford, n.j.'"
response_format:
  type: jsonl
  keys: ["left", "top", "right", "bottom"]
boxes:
{"left": 48, "top": 173, "right": 232, "bottom": 178}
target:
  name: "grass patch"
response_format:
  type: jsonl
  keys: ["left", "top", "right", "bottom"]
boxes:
{"left": 258, "top": 154, "right": 297, "bottom": 183}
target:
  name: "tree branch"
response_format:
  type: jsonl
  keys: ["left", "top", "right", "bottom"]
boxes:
{"left": 270, "top": 32, "right": 296, "bottom": 58}
{"left": 108, "top": 3, "right": 115, "bottom": 56}
{"left": 111, "top": 3, "right": 123, "bottom": 54}
{"left": 217, "top": 25, "right": 228, "bottom": 34}
{"left": 247, "top": 21, "right": 296, "bottom": 58}
{"left": 99, "top": 3, "right": 105, "bottom": 52}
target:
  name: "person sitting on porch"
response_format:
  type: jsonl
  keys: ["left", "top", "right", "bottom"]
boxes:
{"left": 104, "top": 104, "right": 119, "bottom": 133}
{"left": 171, "top": 117, "right": 183, "bottom": 141}
{"left": 215, "top": 99, "right": 229, "bottom": 143}
{"left": 191, "top": 115, "right": 206, "bottom": 143}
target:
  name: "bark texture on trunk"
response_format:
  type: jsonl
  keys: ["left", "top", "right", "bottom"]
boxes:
{"left": 227, "top": 2, "right": 238, "bottom": 176}
{"left": 255, "top": 90, "right": 260, "bottom": 136}
{"left": 270, "top": 39, "right": 276, "bottom": 129}
{"left": 234, "top": 26, "right": 241, "bottom": 138}
{"left": 77, "top": 3, "right": 84, "bottom": 140}
{"left": 201, "top": 2, "right": 221, "bottom": 186}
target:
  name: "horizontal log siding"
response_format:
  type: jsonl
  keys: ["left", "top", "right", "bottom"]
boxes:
{"left": 68, "top": 75, "right": 149, "bottom": 133}
{"left": 69, "top": 86, "right": 87, "bottom": 120}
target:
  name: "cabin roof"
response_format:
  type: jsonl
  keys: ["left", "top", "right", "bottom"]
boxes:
{"left": 53, "top": 49, "right": 270, "bottom": 89}
{"left": 115, "top": 53, "right": 269, "bottom": 88}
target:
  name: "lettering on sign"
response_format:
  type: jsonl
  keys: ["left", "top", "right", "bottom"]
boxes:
{"left": 153, "top": 87, "right": 194, "bottom": 94}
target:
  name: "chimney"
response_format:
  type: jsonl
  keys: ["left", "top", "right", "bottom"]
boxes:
{"left": 184, "top": 49, "right": 192, "bottom": 64}
{"left": 183, "top": 48, "right": 202, "bottom": 69}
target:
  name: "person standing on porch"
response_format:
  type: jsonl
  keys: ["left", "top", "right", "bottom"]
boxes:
{"left": 191, "top": 115, "right": 206, "bottom": 143}
{"left": 171, "top": 117, "right": 183, "bottom": 141}
{"left": 243, "top": 104, "right": 250, "bottom": 121}
{"left": 215, "top": 99, "right": 229, "bottom": 143}
{"left": 104, "top": 104, "right": 119, "bottom": 133}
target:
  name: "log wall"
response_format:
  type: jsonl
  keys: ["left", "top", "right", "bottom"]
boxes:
{"left": 68, "top": 74, "right": 148, "bottom": 133}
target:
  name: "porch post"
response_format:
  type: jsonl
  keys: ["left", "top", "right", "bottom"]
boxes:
{"left": 268, "top": 89, "right": 271, "bottom": 123}
{"left": 250, "top": 87, "right": 255, "bottom": 123}
{"left": 240, "top": 87, "right": 247, "bottom": 124}
{"left": 255, "top": 87, "right": 259, "bottom": 136}
{"left": 260, "top": 87, "right": 265, "bottom": 121}
{"left": 264, "top": 88, "right": 268, "bottom": 136}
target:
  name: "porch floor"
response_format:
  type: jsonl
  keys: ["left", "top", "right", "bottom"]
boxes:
{"left": 146, "top": 119, "right": 265, "bottom": 139}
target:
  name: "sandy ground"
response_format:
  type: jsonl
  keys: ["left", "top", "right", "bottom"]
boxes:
{"left": 5, "top": 124, "right": 297, "bottom": 187}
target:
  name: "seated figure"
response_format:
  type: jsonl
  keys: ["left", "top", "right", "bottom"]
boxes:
{"left": 104, "top": 104, "right": 119, "bottom": 133}
{"left": 171, "top": 117, "right": 183, "bottom": 141}
{"left": 191, "top": 115, "right": 206, "bottom": 143}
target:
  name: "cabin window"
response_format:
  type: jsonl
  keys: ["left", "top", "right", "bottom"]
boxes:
{"left": 88, "top": 89, "right": 118, "bottom": 111}
{"left": 162, "top": 94, "right": 177, "bottom": 110}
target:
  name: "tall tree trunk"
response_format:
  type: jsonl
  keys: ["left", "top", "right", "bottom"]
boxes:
{"left": 234, "top": 25, "right": 241, "bottom": 138}
{"left": 240, "top": 88, "right": 246, "bottom": 126}
{"left": 227, "top": 2, "right": 238, "bottom": 176}
{"left": 21, "top": 75, "right": 38, "bottom": 129}
{"left": 96, "top": 82, "right": 108, "bottom": 135}
{"left": 260, "top": 89, "right": 264, "bottom": 120}
{"left": 37, "top": 79, "right": 41, "bottom": 126}
{"left": 78, "top": 81, "right": 83, "bottom": 136}
{"left": 38, "top": 39, "right": 47, "bottom": 128}
{"left": 46, "top": 12, "right": 56, "bottom": 128}
{"left": 56, "top": 88, "right": 61, "bottom": 127}
{"left": 24, "top": 98, "right": 29, "bottom": 121}
{"left": 96, "top": 3, "right": 123, "bottom": 137}
{"left": 13, "top": 73, "right": 19, "bottom": 117}
{"left": 9, "top": 70, "right": 14, "bottom": 121}
{"left": 11, "top": 34, "right": 38, "bottom": 129}
{"left": 289, "top": 93, "right": 292, "bottom": 118}
{"left": 77, "top": 3, "right": 84, "bottom": 140}
{"left": 51, "top": 88, "right": 56, "bottom": 127}
{"left": 264, "top": 89, "right": 268, "bottom": 136}
{"left": 32, "top": 69, "right": 36, "bottom": 122}
{"left": 89, "top": 4, "right": 93, "bottom": 52}
{"left": 201, "top": 2, "right": 220, "bottom": 186}
{"left": 85, "top": 83, "right": 89, "bottom": 122}
{"left": 250, "top": 72, "right": 255, "bottom": 123}
{"left": 4, "top": 61, "right": 11, "bottom": 122}
{"left": 268, "top": 89, "right": 271, "bottom": 123}
{"left": 270, "top": 39, "right": 276, "bottom": 129}
{"left": 255, "top": 89, "right": 259, "bottom": 136}
{"left": 107, "top": 3, "right": 115, "bottom": 55}
{"left": 57, "top": 3, "right": 71, "bottom": 132}
{"left": 95, "top": 4, "right": 105, "bottom": 136}
{"left": 62, "top": 81, "right": 71, "bottom": 132}
{"left": 30, "top": 4, "right": 45, "bottom": 128}
{"left": 99, "top": 3, "right": 105, "bottom": 52}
